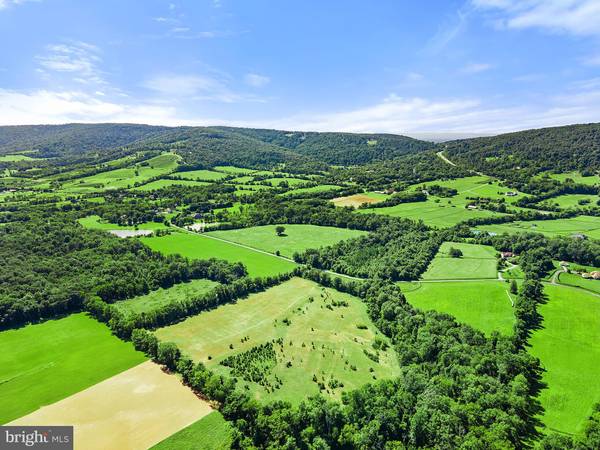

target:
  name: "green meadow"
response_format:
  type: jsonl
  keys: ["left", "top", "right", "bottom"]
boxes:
{"left": 60, "top": 153, "right": 179, "bottom": 192}
{"left": 175, "top": 169, "right": 229, "bottom": 181}
{"left": 0, "top": 313, "right": 146, "bottom": 424}
{"left": 155, "top": 277, "right": 400, "bottom": 404}
{"left": 141, "top": 231, "right": 297, "bottom": 277}
{"left": 541, "top": 194, "right": 599, "bottom": 210}
{"left": 282, "top": 184, "right": 343, "bottom": 196}
{"left": 421, "top": 242, "right": 498, "bottom": 280}
{"left": 132, "top": 179, "right": 210, "bottom": 191}
{"left": 557, "top": 272, "right": 600, "bottom": 294}
{"left": 401, "top": 280, "right": 515, "bottom": 336}
{"left": 264, "top": 177, "right": 309, "bottom": 187}
{"left": 205, "top": 224, "right": 367, "bottom": 258}
{"left": 548, "top": 171, "right": 600, "bottom": 186}
{"left": 151, "top": 411, "right": 232, "bottom": 450}
{"left": 530, "top": 285, "right": 600, "bottom": 435}
{"left": 476, "top": 216, "right": 600, "bottom": 239}
{"left": 114, "top": 279, "right": 220, "bottom": 315}
{"left": 0, "top": 154, "right": 36, "bottom": 162}
{"left": 213, "top": 165, "right": 255, "bottom": 174}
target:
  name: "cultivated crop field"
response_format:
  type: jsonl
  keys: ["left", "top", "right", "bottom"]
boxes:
{"left": 401, "top": 280, "right": 515, "bottom": 336}
{"left": 156, "top": 277, "right": 401, "bottom": 404}
{"left": 205, "top": 224, "right": 367, "bottom": 258}
{"left": 142, "top": 231, "right": 298, "bottom": 277}
{"left": 331, "top": 192, "right": 388, "bottom": 208}
{"left": 421, "top": 242, "right": 498, "bottom": 280}
{"left": 0, "top": 313, "right": 146, "bottom": 424}
{"left": 115, "top": 279, "right": 220, "bottom": 315}
{"left": 529, "top": 285, "right": 600, "bottom": 435}
{"left": 9, "top": 361, "right": 212, "bottom": 450}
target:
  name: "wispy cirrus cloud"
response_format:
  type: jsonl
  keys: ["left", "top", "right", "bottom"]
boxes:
{"left": 244, "top": 73, "right": 270, "bottom": 88}
{"left": 473, "top": 0, "right": 600, "bottom": 36}
{"left": 36, "top": 41, "right": 106, "bottom": 85}
{"left": 143, "top": 73, "right": 266, "bottom": 103}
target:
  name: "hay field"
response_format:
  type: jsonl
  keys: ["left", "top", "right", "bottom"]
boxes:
{"left": 9, "top": 361, "right": 212, "bottom": 450}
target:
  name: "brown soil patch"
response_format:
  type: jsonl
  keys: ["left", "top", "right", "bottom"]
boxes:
{"left": 331, "top": 194, "right": 384, "bottom": 208}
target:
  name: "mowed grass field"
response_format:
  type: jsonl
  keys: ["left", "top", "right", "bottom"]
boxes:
{"left": 421, "top": 242, "right": 498, "bottom": 280}
{"left": 0, "top": 313, "right": 146, "bottom": 424}
{"left": 558, "top": 272, "right": 600, "bottom": 295}
{"left": 529, "top": 285, "right": 600, "bottom": 435}
{"left": 282, "top": 184, "right": 342, "bottom": 196}
{"left": 0, "top": 154, "right": 36, "bottom": 162}
{"left": 152, "top": 411, "right": 232, "bottom": 450}
{"left": 114, "top": 279, "right": 220, "bottom": 315}
{"left": 476, "top": 216, "right": 600, "bottom": 240}
{"left": 205, "top": 224, "right": 367, "bottom": 258}
{"left": 78, "top": 214, "right": 168, "bottom": 231}
{"left": 401, "top": 280, "right": 515, "bottom": 336}
{"left": 10, "top": 361, "right": 212, "bottom": 450}
{"left": 331, "top": 192, "right": 388, "bottom": 208}
{"left": 156, "top": 278, "right": 401, "bottom": 404}
{"left": 141, "top": 231, "right": 297, "bottom": 277}
{"left": 60, "top": 153, "right": 179, "bottom": 193}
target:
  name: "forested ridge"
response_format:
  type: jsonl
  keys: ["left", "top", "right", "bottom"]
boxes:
{"left": 443, "top": 123, "right": 600, "bottom": 181}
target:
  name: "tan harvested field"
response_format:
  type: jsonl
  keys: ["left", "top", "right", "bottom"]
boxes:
{"left": 9, "top": 361, "right": 212, "bottom": 450}
{"left": 331, "top": 193, "right": 387, "bottom": 208}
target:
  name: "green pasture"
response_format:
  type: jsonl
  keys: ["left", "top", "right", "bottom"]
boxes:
{"left": 151, "top": 411, "right": 232, "bottom": 450}
{"left": 0, "top": 154, "right": 36, "bottom": 162}
{"left": 175, "top": 170, "right": 229, "bottom": 181}
{"left": 155, "top": 277, "right": 400, "bottom": 404}
{"left": 60, "top": 153, "right": 179, "bottom": 192}
{"left": 476, "top": 216, "right": 600, "bottom": 239}
{"left": 264, "top": 177, "right": 309, "bottom": 187}
{"left": 558, "top": 272, "right": 600, "bottom": 294}
{"left": 541, "top": 194, "right": 599, "bottom": 210}
{"left": 213, "top": 166, "right": 255, "bottom": 174}
{"left": 549, "top": 171, "right": 600, "bottom": 186}
{"left": 132, "top": 179, "right": 210, "bottom": 191}
{"left": 114, "top": 279, "right": 220, "bottom": 315}
{"left": 421, "top": 242, "right": 498, "bottom": 280}
{"left": 282, "top": 184, "right": 343, "bottom": 196}
{"left": 401, "top": 280, "right": 515, "bottom": 336}
{"left": 141, "top": 231, "right": 297, "bottom": 277}
{"left": 205, "top": 224, "right": 367, "bottom": 258}
{"left": 530, "top": 285, "right": 600, "bottom": 435}
{"left": 0, "top": 313, "right": 146, "bottom": 424}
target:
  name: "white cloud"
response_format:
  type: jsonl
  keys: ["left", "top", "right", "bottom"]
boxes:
{"left": 0, "top": 89, "right": 198, "bottom": 126}
{"left": 460, "top": 62, "right": 493, "bottom": 74}
{"left": 36, "top": 42, "right": 105, "bottom": 85}
{"left": 244, "top": 73, "right": 270, "bottom": 87}
{"left": 473, "top": 0, "right": 600, "bottom": 36}
{"left": 0, "top": 0, "right": 39, "bottom": 11}
{"left": 143, "top": 73, "right": 265, "bottom": 103}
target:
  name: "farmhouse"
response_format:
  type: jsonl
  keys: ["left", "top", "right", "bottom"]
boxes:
{"left": 501, "top": 251, "right": 514, "bottom": 259}
{"left": 571, "top": 233, "right": 588, "bottom": 240}
{"left": 505, "top": 191, "right": 518, "bottom": 197}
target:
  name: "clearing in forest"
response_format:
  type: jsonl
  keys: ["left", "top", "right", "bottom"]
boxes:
{"left": 401, "top": 280, "right": 515, "bottom": 336}
{"left": 132, "top": 179, "right": 210, "bottom": 191}
{"left": 155, "top": 277, "right": 401, "bottom": 404}
{"left": 9, "top": 361, "right": 212, "bottom": 450}
{"left": 175, "top": 169, "right": 229, "bottom": 181}
{"left": 78, "top": 215, "right": 168, "bottom": 231}
{"left": 205, "top": 224, "right": 367, "bottom": 258}
{"left": 421, "top": 242, "right": 498, "bottom": 280}
{"left": 0, "top": 313, "right": 146, "bottom": 424}
{"left": 152, "top": 411, "right": 232, "bottom": 450}
{"left": 114, "top": 279, "right": 221, "bottom": 315}
{"left": 331, "top": 192, "right": 388, "bottom": 208}
{"left": 142, "top": 231, "right": 297, "bottom": 277}
{"left": 529, "top": 285, "right": 600, "bottom": 435}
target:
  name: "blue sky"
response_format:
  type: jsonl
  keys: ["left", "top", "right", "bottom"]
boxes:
{"left": 0, "top": 0, "right": 599, "bottom": 135}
